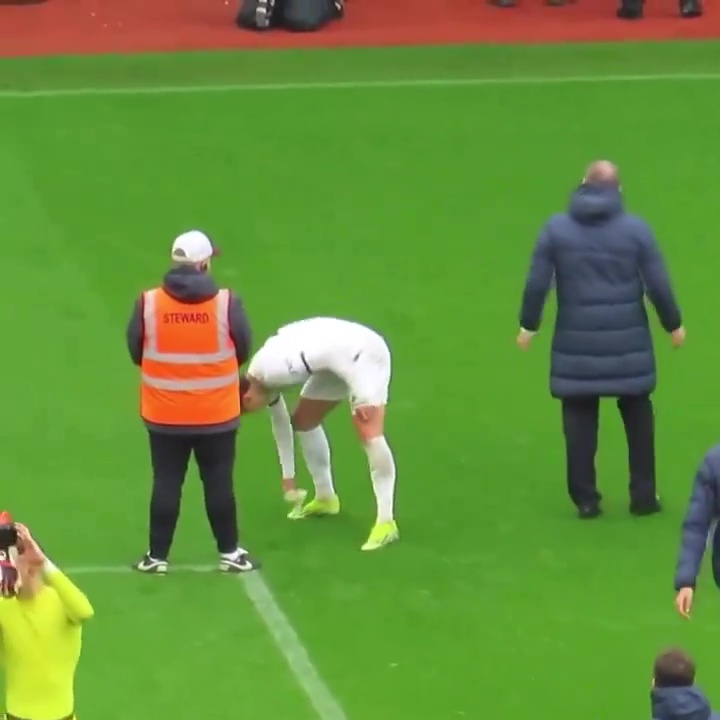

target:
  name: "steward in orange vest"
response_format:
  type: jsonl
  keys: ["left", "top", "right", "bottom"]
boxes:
{"left": 126, "top": 233, "right": 251, "bottom": 433}
{"left": 125, "top": 230, "right": 258, "bottom": 575}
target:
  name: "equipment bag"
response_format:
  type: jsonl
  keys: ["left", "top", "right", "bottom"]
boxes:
{"left": 236, "top": 0, "right": 285, "bottom": 30}
{"left": 282, "top": 0, "right": 344, "bottom": 31}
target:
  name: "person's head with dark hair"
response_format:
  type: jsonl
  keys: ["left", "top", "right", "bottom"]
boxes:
{"left": 650, "top": 648, "right": 720, "bottom": 720}
{"left": 653, "top": 648, "right": 696, "bottom": 688}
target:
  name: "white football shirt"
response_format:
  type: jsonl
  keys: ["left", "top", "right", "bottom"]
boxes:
{"left": 247, "top": 317, "right": 380, "bottom": 390}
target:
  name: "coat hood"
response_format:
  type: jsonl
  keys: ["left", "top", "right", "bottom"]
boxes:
{"left": 162, "top": 266, "right": 219, "bottom": 304}
{"left": 652, "top": 686, "right": 713, "bottom": 720}
{"left": 568, "top": 183, "right": 623, "bottom": 225}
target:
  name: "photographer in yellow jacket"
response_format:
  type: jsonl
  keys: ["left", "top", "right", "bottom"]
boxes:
{"left": 0, "top": 514, "right": 94, "bottom": 720}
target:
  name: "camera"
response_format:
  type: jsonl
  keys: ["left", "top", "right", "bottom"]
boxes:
{"left": 0, "top": 524, "right": 18, "bottom": 550}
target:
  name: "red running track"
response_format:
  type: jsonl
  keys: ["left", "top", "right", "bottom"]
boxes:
{"left": 0, "top": 0, "right": 717, "bottom": 59}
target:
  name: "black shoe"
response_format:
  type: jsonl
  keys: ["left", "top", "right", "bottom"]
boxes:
{"left": 489, "top": 0, "right": 517, "bottom": 7}
{"left": 617, "top": 0, "right": 643, "bottom": 18}
{"left": 578, "top": 503, "right": 602, "bottom": 519}
{"left": 630, "top": 496, "right": 662, "bottom": 516}
{"left": 132, "top": 553, "right": 168, "bottom": 574}
{"left": 680, "top": 0, "right": 702, "bottom": 17}
{"left": 219, "top": 548, "right": 261, "bottom": 573}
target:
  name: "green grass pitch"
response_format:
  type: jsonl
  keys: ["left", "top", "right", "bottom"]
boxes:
{"left": 2, "top": 40, "right": 720, "bottom": 720}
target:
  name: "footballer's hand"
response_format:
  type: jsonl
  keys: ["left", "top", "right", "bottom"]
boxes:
{"left": 671, "top": 326, "right": 686, "bottom": 348}
{"left": 516, "top": 328, "right": 535, "bottom": 351}
{"left": 283, "top": 486, "right": 306, "bottom": 505}
{"left": 675, "top": 587, "right": 694, "bottom": 618}
{"left": 282, "top": 481, "right": 307, "bottom": 519}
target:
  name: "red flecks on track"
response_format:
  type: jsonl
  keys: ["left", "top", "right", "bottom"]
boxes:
{"left": 0, "top": 0, "right": 718, "bottom": 59}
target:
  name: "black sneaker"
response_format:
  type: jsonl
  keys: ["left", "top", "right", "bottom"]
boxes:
{"left": 630, "top": 496, "right": 662, "bottom": 516}
{"left": 219, "top": 549, "right": 261, "bottom": 573}
{"left": 578, "top": 503, "right": 602, "bottom": 520}
{"left": 132, "top": 553, "right": 168, "bottom": 574}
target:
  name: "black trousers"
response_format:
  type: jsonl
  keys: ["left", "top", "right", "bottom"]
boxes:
{"left": 147, "top": 429, "right": 239, "bottom": 559}
{"left": 561, "top": 394, "right": 656, "bottom": 508}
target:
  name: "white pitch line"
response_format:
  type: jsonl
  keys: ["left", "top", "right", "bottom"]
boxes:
{"left": 241, "top": 572, "right": 349, "bottom": 720}
{"left": 63, "top": 564, "right": 349, "bottom": 720}
{"left": 65, "top": 563, "right": 215, "bottom": 574}
{"left": 0, "top": 71, "right": 720, "bottom": 100}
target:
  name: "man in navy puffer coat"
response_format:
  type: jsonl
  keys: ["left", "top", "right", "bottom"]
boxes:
{"left": 517, "top": 161, "right": 685, "bottom": 519}
{"left": 673, "top": 444, "right": 720, "bottom": 618}
{"left": 651, "top": 648, "right": 720, "bottom": 720}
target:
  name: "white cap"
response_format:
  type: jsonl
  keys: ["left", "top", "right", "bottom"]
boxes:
{"left": 170, "top": 230, "right": 217, "bottom": 263}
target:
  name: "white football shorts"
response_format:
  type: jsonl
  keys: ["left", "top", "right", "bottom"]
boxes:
{"left": 301, "top": 334, "right": 392, "bottom": 409}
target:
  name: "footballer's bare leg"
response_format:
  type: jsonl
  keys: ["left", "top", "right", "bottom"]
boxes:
{"left": 288, "top": 398, "right": 341, "bottom": 519}
{"left": 292, "top": 398, "right": 338, "bottom": 432}
{"left": 352, "top": 405, "right": 399, "bottom": 551}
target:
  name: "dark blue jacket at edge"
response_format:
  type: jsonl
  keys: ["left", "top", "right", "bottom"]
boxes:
{"left": 674, "top": 444, "right": 720, "bottom": 591}
{"left": 652, "top": 686, "right": 720, "bottom": 720}
{"left": 519, "top": 183, "right": 682, "bottom": 398}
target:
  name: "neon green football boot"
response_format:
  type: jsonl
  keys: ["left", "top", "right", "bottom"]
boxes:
{"left": 361, "top": 520, "right": 399, "bottom": 551}
{"left": 288, "top": 494, "right": 340, "bottom": 520}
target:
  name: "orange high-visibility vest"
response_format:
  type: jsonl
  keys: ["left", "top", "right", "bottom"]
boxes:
{"left": 140, "top": 288, "right": 240, "bottom": 426}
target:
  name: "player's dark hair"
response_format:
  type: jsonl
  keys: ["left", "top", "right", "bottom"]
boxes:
{"left": 654, "top": 648, "right": 696, "bottom": 688}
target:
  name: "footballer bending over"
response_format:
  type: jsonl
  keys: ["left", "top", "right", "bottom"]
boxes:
{"left": 241, "top": 317, "right": 398, "bottom": 551}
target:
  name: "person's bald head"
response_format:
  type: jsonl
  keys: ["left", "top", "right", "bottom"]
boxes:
{"left": 582, "top": 160, "right": 620, "bottom": 188}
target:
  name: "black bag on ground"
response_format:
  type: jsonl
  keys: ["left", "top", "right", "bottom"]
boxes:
{"left": 236, "top": 0, "right": 285, "bottom": 30}
{"left": 236, "top": 0, "right": 343, "bottom": 31}
{"left": 282, "top": 0, "right": 344, "bottom": 31}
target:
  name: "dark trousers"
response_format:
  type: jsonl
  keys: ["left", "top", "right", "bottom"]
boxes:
{"left": 561, "top": 394, "right": 656, "bottom": 508}
{"left": 147, "top": 429, "right": 239, "bottom": 559}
